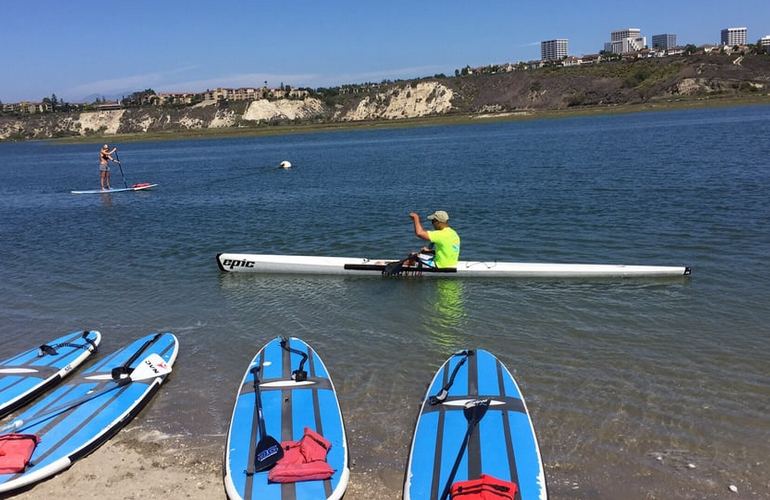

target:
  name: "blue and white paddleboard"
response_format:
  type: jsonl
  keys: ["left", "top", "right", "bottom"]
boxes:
{"left": 224, "top": 336, "right": 349, "bottom": 500}
{"left": 70, "top": 183, "right": 157, "bottom": 194}
{"left": 0, "top": 332, "right": 178, "bottom": 494}
{"left": 404, "top": 349, "right": 547, "bottom": 500}
{"left": 0, "top": 330, "right": 101, "bottom": 419}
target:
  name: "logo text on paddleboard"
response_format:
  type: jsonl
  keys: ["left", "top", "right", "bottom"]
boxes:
{"left": 222, "top": 259, "right": 256, "bottom": 270}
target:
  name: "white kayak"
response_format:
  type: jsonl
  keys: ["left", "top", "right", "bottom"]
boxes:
{"left": 216, "top": 253, "right": 691, "bottom": 278}
{"left": 71, "top": 183, "right": 157, "bottom": 194}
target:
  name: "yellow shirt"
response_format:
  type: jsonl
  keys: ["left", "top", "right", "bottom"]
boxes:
{"left": 427, "top": 227, "right": 461, "bottom": 268}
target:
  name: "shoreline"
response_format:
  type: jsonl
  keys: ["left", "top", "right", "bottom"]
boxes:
{"left": 9, "top": 423, "right": 753, "bottom": 499}
{"left": 48, "top": 95, "right": 770, "bottom": 145}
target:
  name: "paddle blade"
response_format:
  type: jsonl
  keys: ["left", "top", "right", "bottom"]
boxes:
{"left": 116, "top": 353, "right": 172, "bottom": 382}
{"left": 463, "top": 399, "right": 491, "bottom": 423}
{"left": 254, "top": 435, "right": 284, "bottom": 472}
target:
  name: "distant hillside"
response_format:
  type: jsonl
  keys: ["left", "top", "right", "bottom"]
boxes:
{"left": 2, "top": 54, "right": 769, "bottom": 141}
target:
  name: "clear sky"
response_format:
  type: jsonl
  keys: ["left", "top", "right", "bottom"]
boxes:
{"left": 2, "top": 0, "right": 769, "bottom": 102}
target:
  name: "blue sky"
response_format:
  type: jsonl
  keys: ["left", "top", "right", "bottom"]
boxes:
{"left": 2, "top": 0, "right": 769, "bottom": 102}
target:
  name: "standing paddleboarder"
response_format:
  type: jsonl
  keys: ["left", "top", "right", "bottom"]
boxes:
{"left": 99, "top": 144, "right": 118, "bottom": 190}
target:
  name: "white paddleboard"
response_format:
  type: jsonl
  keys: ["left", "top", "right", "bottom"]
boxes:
{"left": 71, "top": 183, "right": 157, "bottom": 194}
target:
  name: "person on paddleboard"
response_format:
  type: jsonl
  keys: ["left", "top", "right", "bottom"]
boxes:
{"left": 407, "top": 210, "right": 461, "bottom": 268}
{"left": 99, "top": 144, "right": 118, "bottom": 190}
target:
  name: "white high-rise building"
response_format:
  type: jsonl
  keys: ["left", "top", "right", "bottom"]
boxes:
{"left": 721, "top": 27, "right": 747, "bottom": 46}
{"left": 604, "top": 29, "right": 646, "bottom": 54}
{"left": 612, "top": 29, "right": 641, "bottom": 42}
{"left": 541, "top": 39, "right": 568, "bottom": 61}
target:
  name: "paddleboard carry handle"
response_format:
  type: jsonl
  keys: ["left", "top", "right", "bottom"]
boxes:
{"left": 279, "top": 337, "right": 308, "bottom": 382}
{"left": 429, "top": 350, "right": 474, "bottom": 405}
{"left": 38, "top": 330, "right": 98, "bottom": 357}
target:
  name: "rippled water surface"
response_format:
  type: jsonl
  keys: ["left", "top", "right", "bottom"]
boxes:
{"left": 1, "top": 106, "right": 769, "bottom": 498}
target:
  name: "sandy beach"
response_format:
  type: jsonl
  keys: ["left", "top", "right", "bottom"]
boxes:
{"left": 9, "top": 426, "right": 401, "bottom": 500}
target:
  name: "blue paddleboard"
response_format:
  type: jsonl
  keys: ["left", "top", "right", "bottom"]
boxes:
{"left": 0, "top": 330, "right": 101, "bottom": 419}
{"left": 224, "top": 336, "right": 349, "bottom": 500}
{"left": 0, "top": 332, "right": 178, "bottom": 494}
{"left": 404, "top": 349, "right": 547, "bottom": 500}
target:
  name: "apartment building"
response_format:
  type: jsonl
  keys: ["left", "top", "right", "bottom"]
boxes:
{"left": 721, "top": 27, "right": 747, "bottom": 46}
{"left": 652, "top": 34, "right": 677, "bottom": 50}
{"left": 541, "top": 39, "right": 568, "bottom": 62}
{"left": 761, "top": 35, "right": 770, "bottom": 53}
{"left": 1, "top": 102, "right": 52, "bottom": 114}
{"left": 604, "top": 28, "right": 646, "bottom": 54}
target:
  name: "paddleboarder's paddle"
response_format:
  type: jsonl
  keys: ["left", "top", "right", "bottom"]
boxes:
{"left": 438, "top": 398, "right": 491, "bottom": 500}
{"left": 1, "top": 353, "right": 172, "bottom": 433}
{"left": 114, "top": 151, "right": 128, "bottom": 189}
{"left": 250, "top": 366, "right": 283, "bottom": 471}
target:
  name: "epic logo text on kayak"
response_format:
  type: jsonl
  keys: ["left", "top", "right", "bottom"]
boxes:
{"left": 222, "top": 259, "right": 255, "bottom": 270}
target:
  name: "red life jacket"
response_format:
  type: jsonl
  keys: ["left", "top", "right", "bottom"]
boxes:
{"left": 450, "top": 474, "right": 518, "bottom": 499}
{"left": 0, "top": 434, "right": 40, "bottom": 474}
{"left": 268, "top": 427, "right": 335, "bottom": 483}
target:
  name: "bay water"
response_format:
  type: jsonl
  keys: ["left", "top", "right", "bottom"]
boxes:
{"left": 1, "top": 105, "right": 769, "bottom": 498}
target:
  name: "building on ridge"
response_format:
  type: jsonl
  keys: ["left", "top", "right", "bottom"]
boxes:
{"left": 760, "top": 35, "right": 770, "bottom": 53}
{"left": 541, "top": 39, "right": 568, "bottom": 62}
{"left": 652, "top": 34, "right": 677, "bottom": 51}
{"left": 604, "top": 28, "right": 646, "bottom": 54}
{"left": 721, "top": 27, "right": 747, "bottom": 46}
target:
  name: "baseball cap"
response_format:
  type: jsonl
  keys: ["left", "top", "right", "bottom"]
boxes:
{"left": 427, "top": 210, "right": 449, "bottom": 223}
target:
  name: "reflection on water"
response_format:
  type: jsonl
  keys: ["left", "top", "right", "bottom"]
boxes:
{"left": 423, "top": 279, "right": 467, "bottom": 354}
{"left": 99, "top": 193, "right": 113, "bottom": 208}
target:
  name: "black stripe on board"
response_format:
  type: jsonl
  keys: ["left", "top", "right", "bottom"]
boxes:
{"left": 19, "top": 382, "right": 86, "bottom": 435}
{"left": 18, "top": 382, "right": 131, "bottom": 473}
{"left": 497, "top": 359, "right": 519, "bottom": 494}
{"left": 467, "top": 350, "right": 482, "bottom": 480}
{"left": 0, "top": 365, "right": 61, "bottom": 403}
{"left": 243, "top": 350, "right": 263, "bottom": 500}
{"left": 281, "top": 339, "right": 296, "bottom": 500}
{"left": 429, "top": 361, "right": 452, "bottom": 500}
{"left": 307, "top": 344, "right": 334, "bottom": 498}
{"left": 0, "top": 373, "right": 63, "bottom": 419}
{"left": 70, "top": 381, "right": 162, "bottom": 462}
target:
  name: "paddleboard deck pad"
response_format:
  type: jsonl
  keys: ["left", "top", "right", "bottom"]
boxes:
{"left": 404, "top": 349, "right": 547, "bottom": 500}
{"left": 0, "top": 332, "right": 178, "bottom": 494}
{"left": 71, "top": 183, "right": 157, "bottom": 194}
{"left": 0, "top": 330, "right": 101, "bottom": 419}
{"left": 224, "top": 336, "right": 349, "bottom": 500}
{"left": 217, "top": 253, "right": 691, "bottom": 278}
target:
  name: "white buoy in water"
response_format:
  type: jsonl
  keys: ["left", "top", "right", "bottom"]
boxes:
{"left": 279, "top": 161, "right": 292, "bottom": 169}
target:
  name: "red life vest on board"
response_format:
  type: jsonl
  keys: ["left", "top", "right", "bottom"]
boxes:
{"left": 450, "top": 474, "right": 519, "bottom": 499}
{"left": 0, "top": 434, "right": 40, "bottom": 474}
{"left": 268, "top": 427, "right": 335, "bottom": 483}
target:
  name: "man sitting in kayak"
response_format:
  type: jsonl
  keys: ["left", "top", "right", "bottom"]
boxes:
{"left": 407, "top": 210, "right": 461, "bottom": 268}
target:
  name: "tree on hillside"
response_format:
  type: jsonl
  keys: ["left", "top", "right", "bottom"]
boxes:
{"left": 684, "top": 44, "right": 697, "bottom": 56}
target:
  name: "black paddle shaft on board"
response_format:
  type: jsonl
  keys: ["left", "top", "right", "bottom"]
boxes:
{"left": 250, "top": 366, "right": 284, "bottom": 472}
{"left": 438, "top": 398, "right": 492, "bottom": 500}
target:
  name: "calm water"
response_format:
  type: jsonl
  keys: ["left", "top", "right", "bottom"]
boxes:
{"left": 1, "top": 106, "right": 769, "bottom": 498}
